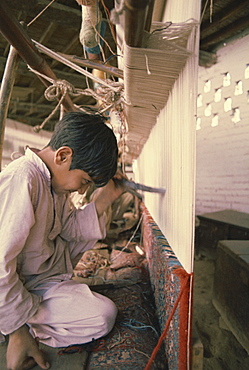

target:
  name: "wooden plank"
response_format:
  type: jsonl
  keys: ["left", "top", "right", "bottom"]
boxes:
{"left": 0, "top": 46, "right": 19, "bottom": 170}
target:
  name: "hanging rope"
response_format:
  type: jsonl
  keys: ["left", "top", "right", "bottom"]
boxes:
{"left": 28, "top": 66, "right": 124, "bottom": 131}
{"left": 99, "top": 0, "right": 122, "bottom": 52}
{"left": 33, "top": 81, "right": 67, "bottom": 132}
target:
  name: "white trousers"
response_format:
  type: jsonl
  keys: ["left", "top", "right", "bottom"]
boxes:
{"left": 28, "top": 280, "right": 117, "bottom": 348}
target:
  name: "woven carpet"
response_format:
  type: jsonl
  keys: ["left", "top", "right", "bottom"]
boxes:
{"left": 85, "top": 281, "right": 167, "bottom": 370}
{"left": 141, "top": 203, "right": 192, "bottom": 370}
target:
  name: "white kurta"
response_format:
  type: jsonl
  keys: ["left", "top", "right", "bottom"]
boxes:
{"left": 0, "top": 148, "right": 117, "bottom": 346}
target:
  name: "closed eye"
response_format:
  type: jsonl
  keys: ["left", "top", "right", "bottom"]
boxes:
{"left": 82, "top": 178, "right": 92, "bottom": 185}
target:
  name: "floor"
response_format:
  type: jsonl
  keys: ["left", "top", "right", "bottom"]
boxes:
{"left": 0, "top": 341, "right": 88, "bottom": 370}
{"left": 1, "top": 245, "right": 249, "bottom": 369}
{"left": 193, "top": 246, "right": 249, "bottom": 370}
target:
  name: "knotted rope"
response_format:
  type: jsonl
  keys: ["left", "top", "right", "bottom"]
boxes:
{"left": 32, "top": 77, "right": 75, "bottom": 132}
{"left": 28, "top": 66, "right": 124, "bottom": 132}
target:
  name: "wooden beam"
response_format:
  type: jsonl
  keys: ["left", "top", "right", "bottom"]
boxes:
{"left": 201, "top": 0, "right": 249, "bottom": 38}
{"left": 38, "top": 22, "right": 58, "bottom": 45}
{"left": 124, "top": 0, "right": 150, "bottom": 47}
{"left": 0, "top": 46, "right": 19, "bottom": 170}
{"left": 144, "top": 0, "right": 155, "bottom": 32}
{"left": 50, "top": 35, "right": 81, "bottom": 69}
{"left": 200, "top": 15, "right": 249, "bottom": 51}
{"left": 57, "top": 53, "right": 123, "bottom": 79}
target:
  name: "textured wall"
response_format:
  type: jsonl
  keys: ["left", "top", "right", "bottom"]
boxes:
{"left": 196, "top": 34, "right": 249, "bottom": 215}
{"left": 2, "top": 119, "right": 51, "bottom": 168}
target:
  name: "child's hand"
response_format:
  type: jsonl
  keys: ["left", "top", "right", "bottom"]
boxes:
{"left": 93, "top": 170, "right": 128, "bottom": 217}
{"left": 6, "top": 325, "right": 50, "bottom": 370}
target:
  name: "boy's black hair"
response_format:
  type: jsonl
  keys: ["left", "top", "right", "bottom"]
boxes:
{"left": 48, "top": 111, "right": 118, "bottom": 187}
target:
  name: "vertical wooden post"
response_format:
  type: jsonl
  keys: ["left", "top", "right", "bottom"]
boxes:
{"left": 0, "top": 46, "right": 19, "bottom": 171}
{"left": 124, "top": 0, "right": 150, "bottom": 47}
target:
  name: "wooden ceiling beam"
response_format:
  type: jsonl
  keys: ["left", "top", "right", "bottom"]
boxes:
{"left": 200, "top": 15, "right": 249, "bottom": 51}
{"left": 38, "top": 22, "right": 58, "bottom": 45}
{"left": 201, "top": 0, "right": 249, "bottom": 38}
{"left": 7, "top": 0, "right": 81, "bottom": 30}
{"left": 50, "top": 35, "right": 81, "bottom": 69}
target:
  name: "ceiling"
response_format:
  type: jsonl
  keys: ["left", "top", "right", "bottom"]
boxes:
{"left": 199, "top": 0, "right": 249, "bottom": 67}
{"left": 0, "top": 0, "right": 249, "bottom": 157}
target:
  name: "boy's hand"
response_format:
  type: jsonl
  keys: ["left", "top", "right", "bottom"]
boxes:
{"left": 94, "top": 171, "right": 128, "bottom": 217}
{"left": 6, "top": 325, "right": 50, "bottom": 370}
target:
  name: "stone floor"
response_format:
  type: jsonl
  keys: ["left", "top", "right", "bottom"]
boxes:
{"left": 193, "top": 246, "right": 249, "bottom": 370}
{"left": 0, "top": 341, "right": 88, "bottom": 370}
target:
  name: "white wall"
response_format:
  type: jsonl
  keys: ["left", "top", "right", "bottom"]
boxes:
{"left": 196, "top": 34, "right": 249, "bottom": 215}
{"left": 2, "top": 119, "right": 51, "bottom": 168}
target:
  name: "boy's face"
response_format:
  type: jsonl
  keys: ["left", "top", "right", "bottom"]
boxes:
{"left": 51, "top": 147, "right": 93, "bottom": 195}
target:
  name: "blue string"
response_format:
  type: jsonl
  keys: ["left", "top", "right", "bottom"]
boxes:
{"left": 120, "top": 319, "right": 158, "bottom": 336}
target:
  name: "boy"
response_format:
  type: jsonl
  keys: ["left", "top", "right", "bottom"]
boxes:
{"left": 0, "top": 111, "right": 125, "bottom": 370}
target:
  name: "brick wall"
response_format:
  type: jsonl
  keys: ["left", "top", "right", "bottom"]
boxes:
{"left": 196, "top": 34, "right": 249, "bottom": 215}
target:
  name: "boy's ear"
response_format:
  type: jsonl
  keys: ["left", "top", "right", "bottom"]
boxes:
{"left": 55, "top": 146, "right": 73, "bottom": 165}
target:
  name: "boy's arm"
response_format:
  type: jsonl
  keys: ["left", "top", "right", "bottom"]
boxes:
{"left": 61, "top": 174, "right": 126, "bottom": 242}
{"left": 7, "top": 325, "right": 50, "bottom": 370}
{"left": 93, "top": 177, "right": 125, "bottom": 217}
